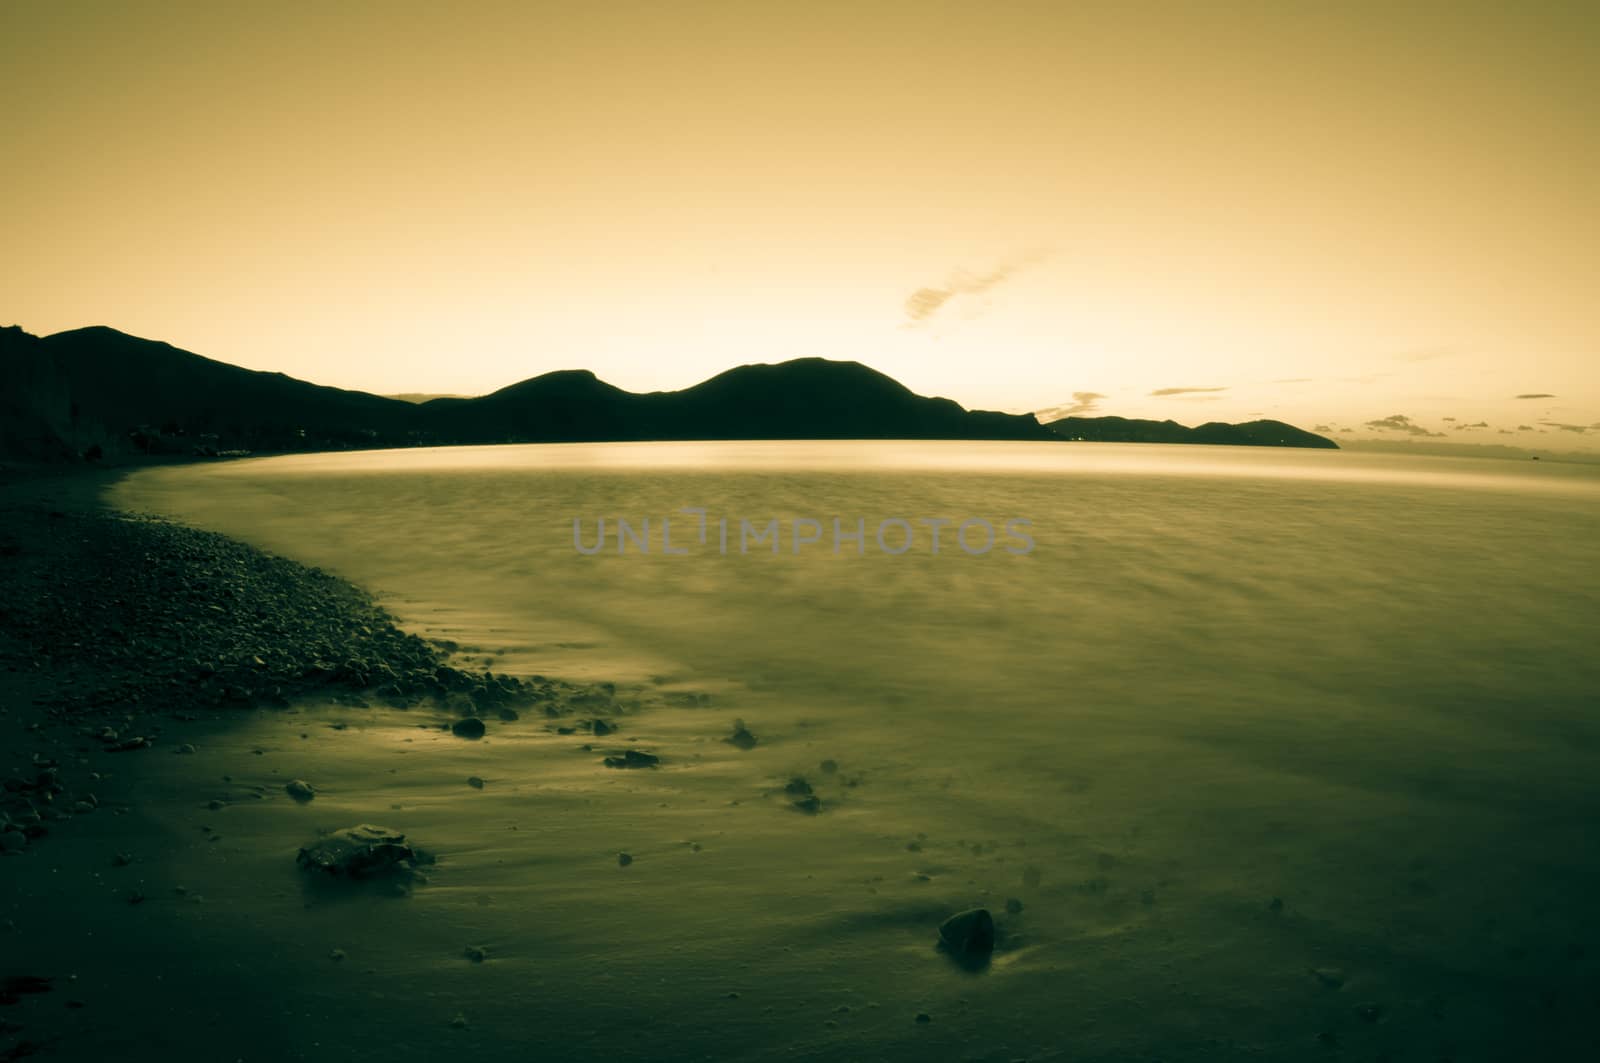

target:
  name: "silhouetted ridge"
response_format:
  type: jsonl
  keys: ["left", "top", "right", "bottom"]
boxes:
{"left": 0, "top": 327, "right": 1051, "bottom": 458}
{"left": 1046, "top": 414, "right": 1337, "bottom": 449}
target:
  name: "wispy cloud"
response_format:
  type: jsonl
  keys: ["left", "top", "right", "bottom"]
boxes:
{"left": 1149, "top": 386, "right": 1228, "bottom": 397}
{"left": 903, "top": 250, "right": 1051, "bottom": 326}
{"left": 1542, "top": 421, "right": 1589, "bottom": 434}
{"left": 1364, "top": 414, "right": 1444, "bottom": 437}
{"left": 1034, "top": 391, "right": 1107, "bottom": 420}
{"left": 1514, "top": 393, "right": 1556, "bottom": 399}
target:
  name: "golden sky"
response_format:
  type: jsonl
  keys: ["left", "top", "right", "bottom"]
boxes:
{"left": 3, "top": 1, "right": 1596, "bottom": 447}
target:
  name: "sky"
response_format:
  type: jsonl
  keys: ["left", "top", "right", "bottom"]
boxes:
{"left": 3, "top": 1, "right": 1597, "bottom": 449}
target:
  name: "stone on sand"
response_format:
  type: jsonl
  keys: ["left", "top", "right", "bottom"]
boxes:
{"left": 451, "top": 717, "right": 486, "bottom": 739}
{"left": 938, "top": 908, "right": 995, "bottom": 962}
{"left": 603, "top": 749, "right": 658, "bottom": 769}
{"left": 296, "top": 824, "right": 421, "bottom": 879}
{"left": 724, "top": 719, "right": 757, "bottom": 750}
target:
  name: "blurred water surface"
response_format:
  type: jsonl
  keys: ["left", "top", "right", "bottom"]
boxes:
{"left": 99, "top": 441, "right": 1600, "bottom": 1061}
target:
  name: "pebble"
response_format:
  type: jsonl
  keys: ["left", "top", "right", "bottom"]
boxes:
{"left": 464, "top": 945, "right": 487, "bottom": 963}
{"left": 618, "top": 852, "right": 633, "bottom": 867}
{"left": 285, "top": 779, "right": 316, "bottom": 802}
{"left": 451, "top": 718, "right": 486, "bottom": 739}
{"left": 467, "top": 776, "right": 485, "bottom": 789}
{"left": 603, "top": 749, "right": 659, "bottom": 769}
{"left": 938, "top": 908, "right": 995, "bottom": 963}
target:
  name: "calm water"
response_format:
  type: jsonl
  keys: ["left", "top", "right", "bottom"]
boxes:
{"left": 101, "top": 442, "right": 1600, "bottom": 1061}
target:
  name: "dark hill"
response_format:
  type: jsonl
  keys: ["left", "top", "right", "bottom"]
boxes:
{"left": 1045, "top": 414, "right": 1337, "bottom": 449}
{"left": 1, "top": 326, "right": 1049, "bottom": 458}
{"left": 426, "top": 359, "right": 1050, "bottom": 443}
{"left": 36, "top": 326, "right": 419, "bottom": 452}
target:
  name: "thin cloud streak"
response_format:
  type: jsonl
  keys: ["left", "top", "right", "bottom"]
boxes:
{"left": 903, "top": 249, "right": 1052, "bottom": 326}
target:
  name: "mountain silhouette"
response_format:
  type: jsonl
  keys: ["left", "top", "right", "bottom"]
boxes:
{"left": 1045, "top": 414, "right": 1337, "bottom": 448}
{"left": 0, "top": 326, "right": 1049, "bottom": 457}
{"left": 2, "top": 324, "right": 1336, "bottom": 458}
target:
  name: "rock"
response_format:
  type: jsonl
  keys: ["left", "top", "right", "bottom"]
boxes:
{"left": 496, "top": 708, "right": 519, "bottom": 722}
{"left": 449, "top": 1013, "right": 468, "bottom": 1029}
{"left": 467, "top": 776, "right": 485, "bottom": 789}
{"left": 819, "top": 759, "right": 838, "bottom": 774}
{"left": 451, "top": 718, "right": 486, "bottom": 739}
{"left": 329, "top": 949, "right": 346, "bottom": 962}
{"left": 724, "top": 719, "right": 757, "bottom": 750}
{"left": 784, "top": 777, "right": 813, "bottom": 796}
{"left": 296, "top": 824, "right": 422, "bottom": 880}
{"left": 591, "top": 719, "right": 613, "bottom": 737}
{"left": 1004, "top": 898, "right": 1024, "bottom": 914}
{"left": 603, "top": 749, "right": 659, "bottom": 769}
{"left": 108, "top": 737, "right": 149, "bottom": 752}
{"left": 618, "top": 852, "right": 633, "bottom": 866}
{"left": 937, "top": 908, "right": 995, "bottom": 964}
{"left": 914, "top": 1012, "right": 931, "bottom": 1025}
{"left": 175, "top": 743, "right": 196, "bottom": 755}
{"left": 791, "top": 794, "right": 822, "bottom": 814}
{"left": 464, "top": 945, "right": 487, "bottom": 963}
{"left": 0, "top": 832, "right": 25, "bottom": 854}
{"left": 285, "top": 779, "right": 316, "bottom": 802}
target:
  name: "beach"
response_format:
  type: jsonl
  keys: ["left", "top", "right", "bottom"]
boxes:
{"left": 4, "top": 445, "right": 1599, "bottom": 1062}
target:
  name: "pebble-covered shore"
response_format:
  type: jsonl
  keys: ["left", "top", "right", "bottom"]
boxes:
{"left": 0, "top": 467, "right": 608, "bottom": 854}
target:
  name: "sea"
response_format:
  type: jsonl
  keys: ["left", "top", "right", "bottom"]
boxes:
{"left": 98, "top": 440, "right": 1600, "bottom": 1061}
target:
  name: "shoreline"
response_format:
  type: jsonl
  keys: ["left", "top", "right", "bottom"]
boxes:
{"left": 0, "top": 460, "right": 616, "bottom": 858}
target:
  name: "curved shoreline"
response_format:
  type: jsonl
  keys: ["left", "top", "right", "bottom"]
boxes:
{"left": 0, "top": 462, "right": 609, "bottom": 853}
